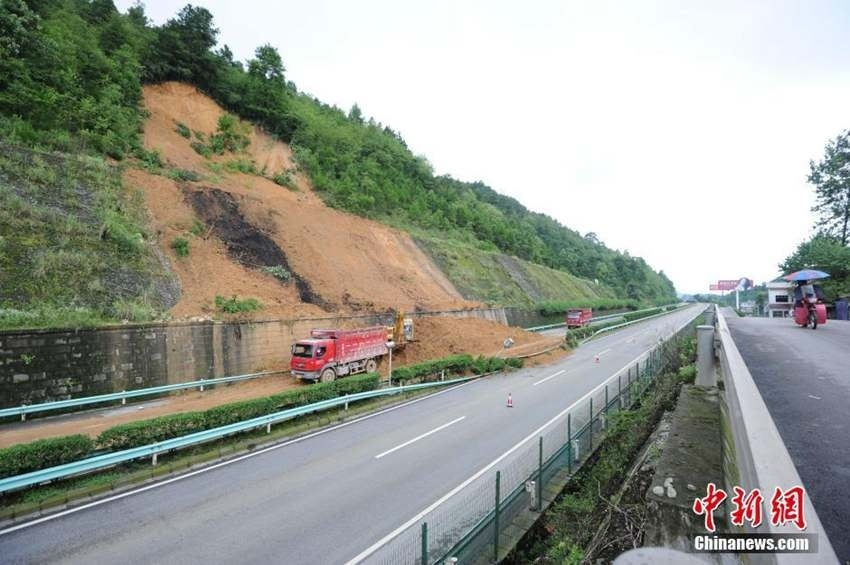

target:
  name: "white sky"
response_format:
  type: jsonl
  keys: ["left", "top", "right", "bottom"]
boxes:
{"left": 120, "top": 0, "right": 850, "bottom": 294}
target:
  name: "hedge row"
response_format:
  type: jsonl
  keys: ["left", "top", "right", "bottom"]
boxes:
{"left": 0, "top": 373, "right": 380, "bottom": 478}
{"left": 0, "top": 435, "right": 94, "bottom": 479}
{"left": 623, "top": 307, "right": 662, "bottom": 322}
{"left": 98, "top": 372, "right": 380, "bottom": 451}
{"left": 391, "top": 354, "right": 523, "bottom": 383}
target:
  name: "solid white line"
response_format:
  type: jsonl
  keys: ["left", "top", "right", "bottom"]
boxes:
{"left": 596, "top": 348, "right": 612, "bottom": 357}
{"left": 0, "top": 379, "right": 480, "bottom": 537}
{"left": 344, "top": 348, "right": 654, "bottom": 565}
{"left": 532, "top": 369, "right": 565, "bottom": 386}
{"left": 374, "top": 416, "right": 465, "bottom": 459}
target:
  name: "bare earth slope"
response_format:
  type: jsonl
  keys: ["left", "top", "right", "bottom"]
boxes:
{"left": 130, "top": 82, "right": 470, "bottom": 318}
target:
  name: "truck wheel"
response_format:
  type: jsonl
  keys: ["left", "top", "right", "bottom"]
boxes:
{"left": 320, "top": 368, "right": 336, "bottom": 382}
{"left": 365, "top": 359, "right": 377, "bottom": 373}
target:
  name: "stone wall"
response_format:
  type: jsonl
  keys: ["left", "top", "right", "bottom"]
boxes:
{"left": 0, "top": 307, "right": 510, "bottom": 408}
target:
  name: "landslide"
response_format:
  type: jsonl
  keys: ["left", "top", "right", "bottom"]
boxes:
{"left": 131, "top": 82, "right": 471, "bottom": 318}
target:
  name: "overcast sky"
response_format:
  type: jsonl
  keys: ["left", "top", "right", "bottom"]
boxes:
{"left": 119, "top": 0, "right": 850, "bottom": 294}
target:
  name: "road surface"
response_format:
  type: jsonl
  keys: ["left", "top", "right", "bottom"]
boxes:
{"left": 0, "top": 305, "right": 702, "bottom": 565}
{"left": 724, "top": 309, "right": 850, "bottom": 561}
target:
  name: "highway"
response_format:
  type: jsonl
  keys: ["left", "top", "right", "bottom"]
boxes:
{"left": 0, "top": 305, "right": 702, "bottom": 565}
{"left": 724, "top": 310, "right": 850, "bottom": 561}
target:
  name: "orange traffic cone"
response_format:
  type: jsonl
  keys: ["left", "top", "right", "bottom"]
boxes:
{"left": 506, "top": 393, "right": 513, "bottom": 408}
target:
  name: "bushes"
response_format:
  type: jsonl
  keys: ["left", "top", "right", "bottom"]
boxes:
{"left": 391, "top": 354, "right": 523, "bottom": 383}
{"left": 215, "top": 295, "right": 262, "bottom": 313}
{"left": 97, "top": 373, "right": 380, "bottom": 451}
{"left": 623, "top": 308, "right": 661, "bottom": 322}
{"left": 0, "top": 435, "right": 94, "bottom": 480}
{"left": 171, "top": 236, "right": 190, "bottom": 257}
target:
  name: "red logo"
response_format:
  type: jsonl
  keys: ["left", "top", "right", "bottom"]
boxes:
{"left": 770, "top": 486, "right": 807, "bottom": 530}
{"left": 692, "top": 484, "right": 808, "bottom": 532}
{"left": 730, "top": 487, "right": 764, "bottom": 527}
{"left": 692, "top": 482, "right": 727, "bottom": 532}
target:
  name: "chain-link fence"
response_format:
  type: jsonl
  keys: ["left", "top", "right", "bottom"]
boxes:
{"left": 363, "top": 310, "right": 701, "bottom": 565}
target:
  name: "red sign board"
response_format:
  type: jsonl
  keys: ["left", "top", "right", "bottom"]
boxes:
{"left": 709, "top": 284, "right": 721, "bottom": 291}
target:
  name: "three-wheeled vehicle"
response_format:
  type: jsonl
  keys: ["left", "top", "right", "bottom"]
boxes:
{"left": 785, "top": 269, "right": 829, "bottom": 330}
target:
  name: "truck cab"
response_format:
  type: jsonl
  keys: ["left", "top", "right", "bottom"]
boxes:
{"left": 566, "top": 308, "right": 593, "bottom": 328}
{"left": 290, "top": 339, "right": 334, "bottom": 381}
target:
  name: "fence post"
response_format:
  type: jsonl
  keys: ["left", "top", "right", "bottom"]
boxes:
{"left": 421, "top": 522, "right": 428, "bottom": 565}
{"left": 567, "top": 413, "right": 572, "bottom": 474}
{"left": 494, "top": 470, "right": 501, "bottom": 562}
{"left": 604, "top": 385, "right": 609, "bottom": 416}
{"left": 589, "top": 397, "right": 593, "bottom": 451}
{"left": 538, "top": 436, "right": 543, "bottom": 511}
{"left": 618, "top": 374, "right": 622, "bottom": 409}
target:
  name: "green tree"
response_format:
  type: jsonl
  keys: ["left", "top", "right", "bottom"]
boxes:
{"left": 809, "top": 130, "right": 850, "bottom": 245}
{"left": 780, "top": 234, "right": 850, "bottom": 299}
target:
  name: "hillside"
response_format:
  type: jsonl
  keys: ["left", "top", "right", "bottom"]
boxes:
{"left": 0, "top": 1, "right": 675, "bottom": 326}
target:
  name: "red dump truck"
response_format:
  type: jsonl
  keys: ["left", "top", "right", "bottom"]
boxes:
{"left": 290, "top": 327, "right": 390, "bottom": 382}
{"left": 566, "top": 308, "right": 592, "bottom": 328}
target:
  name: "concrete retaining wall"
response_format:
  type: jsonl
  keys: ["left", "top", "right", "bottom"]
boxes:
{"left": 0, "top": 307, "right": 511, "bottom": 408}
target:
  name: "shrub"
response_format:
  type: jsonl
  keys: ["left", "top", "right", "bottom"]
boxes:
{"left": 391, "top": 353, "right": 521, "bottom": 383}
{"left": 171, "top": 237, "right": 189, "bottom": 258}
{"left": 97, "top": 373, "right": 380, "bottom": 451}
{"left": 103, "top": 211, "right": 144, "bottom": 255}
{"left": 224, "top": 158, "right": 258, "bottom": 174}
{"left": 189, "top": 219, "right": 206, "bottom": 237}
{"left": 209, "top": 114, "right": 250, "bottom": 154}
{"left": 262, "top": 265, "right": 291, "bottom": 281}
{"left": 215, "top": 295, "right": 262, "bottom": 313}
{"left": 167, "top": 168, "right": 201, "bottom": 182}
{"left": 624, "top": 308, "right": 661, "bottom": 322}
{"left": 175, "top": 122, "right": 191, "bottom": 139}
{"left": 272, "top": 169, "right": 298, "bottom": 190}
{"left": 190, "top": 141, "right": 212, "bottom": 158}
{"left": 134, "top": 148, "right": 162, "bottom": 170}
{"left": 0, "top": 435, "right": 94, "bottom": 479}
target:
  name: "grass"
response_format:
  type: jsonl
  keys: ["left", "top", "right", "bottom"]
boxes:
{"left": 261, "top": 265, "right": 291, "bottom": 282}
{"left": 215, "top": 295, "right": 262, "bottom": 313}
{"left": 175, "top": 122, "right": 191, "bottom": 139}
{"left": 413, "top": 231, "right": 615, "bottom": 307}
{"left": 171, "top": 236, "right": 190, "bottom": 258}
{"left": 0, "top": 143, "right": 174, "bottom": 329}
{"left": 273, "top": 169, "right": 298, "bottom": 190}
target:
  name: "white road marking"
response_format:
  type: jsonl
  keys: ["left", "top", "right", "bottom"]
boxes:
{"left": 595, "top": 348, "right": 612, "bottom": 357}
{"left": 532, "top": 369, "right": 565, "bottom": 386}
{"left": 345, "top": 347, "right": 654, "bottom": 565}
{"left": 374, "top": 416, "right": 466, "bottom": 459}
{"left": 0, "top": 379, "right": 479, "bottom": 537}
{"left": 808, "top": 395, "right": 822, "bottom": 400}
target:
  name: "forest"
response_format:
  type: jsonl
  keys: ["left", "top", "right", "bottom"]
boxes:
{"left": 0, "top": 0, "right": 676, "bottom": 304}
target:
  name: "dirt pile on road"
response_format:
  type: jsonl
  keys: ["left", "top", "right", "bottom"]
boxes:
{"left": 393, "top": 316, "right": 565, "bottom": 367}
{"left": 132, "top": 82, "right": 473, "bottom": 318}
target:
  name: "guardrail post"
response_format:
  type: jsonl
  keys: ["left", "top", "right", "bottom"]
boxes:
{"left": 604, "top": 385, "right": 609, "bottom": 417}
{"left": 494, "top": 470, "right": 501, "bottom": 562}
{"left": 121, "top": 391, "right": 126, "bottom": 405}
{"left": 421, "top": 522, "right": 428, "bottom": 565}
{"left": 696, "top": 325, "right": 717, "bottom": 387}
{"left": 344, "top": 394, "right": 349, "bottom": 410}
{"left": 567, "top": 413, "right": 572, "bottom": 474}
{"left": 537, "top": 436, "right": 543, "bottom": 511}
{"left": 588, "top": 397, "right": 593, "bottom": 451}
{"left": 152, "top": 452, "right": 158, "bottom": 466}
{"left": 266, "top": 423, "right": 271, "bottom": 434}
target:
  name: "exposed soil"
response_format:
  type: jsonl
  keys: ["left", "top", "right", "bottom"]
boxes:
{"left": 132, "top": 82, "right": 473, "bottom": 319}
{"left": 0, "top": 374, "right": 303, "bottom": 447}
{"left": 392, "top": 317, "right": 567, "bottom": 367}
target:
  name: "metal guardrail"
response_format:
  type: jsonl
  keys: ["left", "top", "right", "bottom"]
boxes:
{"left": 526, "top": 305, "right": 678, "bottom": 333}
{"left": 715, "top": 306, "right": 838, "bottom": 564}
{"left": 579, "top": 304, "right": 687, "bottom": 343}
{"left": 0, "top": 375, "right": 479, "bottom": 495}
{"left": 357, "top": 304, "right": 703, "bottom": 564}
{"left": 0, "top": 370, "right": 285, "bottom": 420}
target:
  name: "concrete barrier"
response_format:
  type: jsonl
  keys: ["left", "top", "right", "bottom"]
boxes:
{"left": 715, "top": 306, "right": 838, "bottom": 564}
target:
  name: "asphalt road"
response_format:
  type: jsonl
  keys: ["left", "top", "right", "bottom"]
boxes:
{"left": 724, "top": 309, "right": 850, "bottom": 561}
{"left": 0, "top": 305, "right": 703, "bottom": 565}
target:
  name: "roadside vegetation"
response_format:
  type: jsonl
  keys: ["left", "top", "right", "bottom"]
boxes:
{"left": 508, "top": 335, "right": 697, "bottom": 563}
{"left": 0, "top": 0, "right": 676, "bottom": 326}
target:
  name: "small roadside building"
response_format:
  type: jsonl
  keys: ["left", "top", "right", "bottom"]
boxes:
{"left": 766, "top": 281, "right": 793, "bottom": 318}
